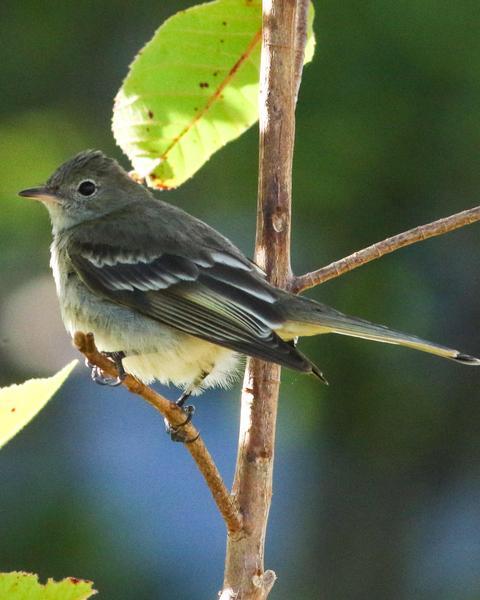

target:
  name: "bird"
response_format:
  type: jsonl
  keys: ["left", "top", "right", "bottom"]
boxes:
{"left": 18, "top": 150, "right": 479, "bottom": 402}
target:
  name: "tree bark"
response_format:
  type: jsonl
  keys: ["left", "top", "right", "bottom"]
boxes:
{"left": 222, "top": 0, "right": 298, "bottom": 597}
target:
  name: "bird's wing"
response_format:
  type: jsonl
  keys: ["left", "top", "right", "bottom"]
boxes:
{"left": 68, "top": 241, "right": 321, "bottom": 375}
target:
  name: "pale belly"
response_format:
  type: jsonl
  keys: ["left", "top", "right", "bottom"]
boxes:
{"left": 60, "top": 276, "right": 240, "bottom": 392}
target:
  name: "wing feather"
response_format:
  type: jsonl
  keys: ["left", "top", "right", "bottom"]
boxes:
{"left": 69, "top": 244, "right": 318, "bottom": 374}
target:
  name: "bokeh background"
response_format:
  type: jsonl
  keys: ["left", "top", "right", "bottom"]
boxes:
{"left": 1, "top": 1, "right": 479, "bottom": 598}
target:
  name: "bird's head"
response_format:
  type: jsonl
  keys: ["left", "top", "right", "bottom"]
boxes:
{"left": 18, "top": 150, "right": 145, "bottom": 232}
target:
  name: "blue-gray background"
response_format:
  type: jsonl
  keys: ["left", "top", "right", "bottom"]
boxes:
{"left": 0, "top": 2, "right": 479, "bottom": 598}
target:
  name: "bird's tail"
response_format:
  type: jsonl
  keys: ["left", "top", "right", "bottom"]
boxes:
{"left": 276, "top": 295, "right": 480, "bottom": 365}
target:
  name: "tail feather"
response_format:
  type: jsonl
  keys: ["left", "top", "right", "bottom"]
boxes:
{"left": 277, "top": 296, "right": 480, "bottom": 365}
{"left": 322, "top": 316, "right": 480, "bottom": 364}
{"left": 453, "top": 352, "right": 480, "bottom": 365}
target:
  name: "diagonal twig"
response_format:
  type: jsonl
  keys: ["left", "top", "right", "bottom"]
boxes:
{"left": 291, "top": 204, "right": 480, "bottom": 294}
{"left": 73, "top": 331, "right": 242, "bottom": 535}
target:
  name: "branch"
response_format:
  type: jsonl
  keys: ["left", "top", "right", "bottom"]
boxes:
{"left": 291, "top": 204, "right": 480, "bottom": 293}
{"left": 73, "top": 331, "right": 242, "bottom": 535}
{"left": 223, "top": 0, "right": 299, "bottom": 597}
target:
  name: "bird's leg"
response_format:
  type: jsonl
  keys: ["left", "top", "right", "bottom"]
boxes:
{"left": 175, "top": 389, "right": 192, "bottom": 409}
{"left": 165, "top": 372, "right": 208, "bottom": 443}
{"left": 165, "top": 389, "right": 196, "bottom": 443}
{"left": 88, "top": 351, "right": 126, "bottom": 387}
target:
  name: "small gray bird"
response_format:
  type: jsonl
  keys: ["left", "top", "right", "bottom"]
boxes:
{"left": 19, "top": 150, "right": 479, "bottom": 398}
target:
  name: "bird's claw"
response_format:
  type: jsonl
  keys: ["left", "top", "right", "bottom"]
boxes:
{"left": 87, "top": 351, "right": 126, "bottom": 387}
{"left": 90, "top": 365, "right": 125, "bottom": 387}
{"left": 164, "top": 404, "right": 198, "bottom": 443}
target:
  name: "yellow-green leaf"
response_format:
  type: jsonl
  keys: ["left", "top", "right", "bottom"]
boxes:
{"left": 113, "top": 0, "right": 315, "bottom": 189}
{"left": 0, "top": 361, "right": 77, "bottom": 450}
{"left": 0, "top": 572, "right": 96, "bottom": 600}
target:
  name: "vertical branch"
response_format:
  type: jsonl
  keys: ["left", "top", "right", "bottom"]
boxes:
{"left": 222, "top": 0, "right": 299, "bottom": 598}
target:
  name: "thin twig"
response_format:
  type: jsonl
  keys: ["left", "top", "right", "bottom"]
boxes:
{"left": 291, "top": 204, "right": 480, "bottom": 293}
{"left": 73, "top": 331, "right": 242, "bottom": 534}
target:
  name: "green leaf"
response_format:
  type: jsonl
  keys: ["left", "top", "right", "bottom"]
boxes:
{"left": 0, "top": 572, "right": 96, "bottom": 600}
{"left": 113, "top": 0, "right": 315, "bottom": 189}
{"left": 0, "top": 361, "right": 77, "bottom": 450}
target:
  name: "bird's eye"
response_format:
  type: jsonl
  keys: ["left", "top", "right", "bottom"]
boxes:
{"left": 77, "top": 180, "right": 97, "bottom": 197}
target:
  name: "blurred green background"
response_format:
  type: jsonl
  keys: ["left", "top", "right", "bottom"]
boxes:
{"left": 1, "top": 1, "right": 479, "bottom": 598}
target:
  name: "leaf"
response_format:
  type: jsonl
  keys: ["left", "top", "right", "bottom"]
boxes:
{"left": 0, "top": 572, "right": 96, "bottom": 600}
{"left": 0, "top": 361, "right": 77, "bottom": 450}
{"left": 113, "top": 0, "right": 315, "bottom": 189}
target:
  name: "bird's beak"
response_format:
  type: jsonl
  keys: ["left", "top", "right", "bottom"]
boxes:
{"left": 18, "top": 186, "right": 59, "bottom": 204}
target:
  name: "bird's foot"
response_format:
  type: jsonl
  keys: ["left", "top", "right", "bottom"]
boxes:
{"left": 86, "top": 351, "right": 126, "bottom": 387}
{"left": 164, "top": 391, "right": 199, "bottom": 443}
